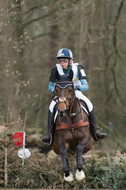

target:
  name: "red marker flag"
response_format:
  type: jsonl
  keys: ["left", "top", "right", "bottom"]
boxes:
{"left": 13, "top": 132, "right": 24, "bottom": 147}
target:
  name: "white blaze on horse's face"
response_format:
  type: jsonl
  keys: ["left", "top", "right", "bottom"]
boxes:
{"left": 59, "top": 97, "right": 66, "bottom": 102}
{"left": 58, "top": 96, "right": 67, "bottom": 111}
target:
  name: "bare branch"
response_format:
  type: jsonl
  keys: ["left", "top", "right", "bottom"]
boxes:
{"left": 31, "top": 32, "right": 52, "bottom": 40}
{"left": 23, "top": 13, "right": 50, "bottom": 28}
{"left": 23, "top": 4, "right": 46, "bottom": 15}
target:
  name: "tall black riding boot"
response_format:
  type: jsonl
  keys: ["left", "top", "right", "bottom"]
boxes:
{"left": 89, "top": 110, "right": 106, "bottom": 141}
{"left": 41, "top": 110, "right": 55, "bottom": 145}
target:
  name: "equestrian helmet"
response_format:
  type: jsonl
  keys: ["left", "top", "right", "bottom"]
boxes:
{"left": 56, "top": 48, "right": 73, "bottom": 60}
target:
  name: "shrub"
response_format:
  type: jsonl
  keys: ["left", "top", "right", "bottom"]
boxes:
{"left": 0, "top": 134, "right": 126, "bottom": 189}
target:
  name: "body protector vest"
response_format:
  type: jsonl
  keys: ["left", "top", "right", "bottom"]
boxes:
{"left": 55, "top": 63, "right": 86, "bottom": 88}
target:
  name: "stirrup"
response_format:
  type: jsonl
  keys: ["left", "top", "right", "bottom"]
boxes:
{"left": 41, "top": 133, "right": 52, "bottom": 145}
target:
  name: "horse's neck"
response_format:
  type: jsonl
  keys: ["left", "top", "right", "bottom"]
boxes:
{"left": 71, "top": 98, "right": 88, "bottom": 123}
{"left": 71, "top": 98, "right": 80, "bottom": 112}
{"left": 70, "top": 98, "right": 82, "bottom": 123}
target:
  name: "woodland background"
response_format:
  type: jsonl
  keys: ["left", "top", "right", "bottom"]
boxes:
{"left": 0, "top": 0, "right": 126, "bottom": 152}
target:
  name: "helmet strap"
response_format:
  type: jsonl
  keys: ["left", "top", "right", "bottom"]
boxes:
{"left": 68, "top": 58, "right": 72, "bottom": 65}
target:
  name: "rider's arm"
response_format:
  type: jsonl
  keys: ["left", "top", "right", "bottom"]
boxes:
{"left": 80, "top": 79, "right": 89, "bottom": 91}
{"left": 77, "top": 65, "right": 89, "bottom": 91}
{"left": 48, "top": 67, "right": 57, "bottom": 92}
{"left": 48, "top": 81, "right": 55, "bottom": 92}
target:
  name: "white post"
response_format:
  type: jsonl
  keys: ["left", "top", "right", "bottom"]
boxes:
{"left": 22, "top": 132, "right": 25, "bottom": 167}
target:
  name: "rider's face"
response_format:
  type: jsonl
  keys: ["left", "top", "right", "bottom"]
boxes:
{"left": 59, "top": 58, "right": 69, "bottom": 69}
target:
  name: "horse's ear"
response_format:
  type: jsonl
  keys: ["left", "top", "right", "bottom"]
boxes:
{"left": 68, "top": 69, "right": 73, "bottom": 81}
{"left": 55, "top": 68, "right": 60, "bottom": 80}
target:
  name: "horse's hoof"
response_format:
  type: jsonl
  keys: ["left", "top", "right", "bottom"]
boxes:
{"left": 64, "top": 172, "right": 73, "bottom": 182}
{"left": 75, "top": 169, "right": 85, "bottom": 181}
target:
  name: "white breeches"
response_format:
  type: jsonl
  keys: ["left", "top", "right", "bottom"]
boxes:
{"left": 49, "top": 90, "right": 93, "bottom": 113}
{"left": 75, "top": 91, "right": 93, "bottom": 112}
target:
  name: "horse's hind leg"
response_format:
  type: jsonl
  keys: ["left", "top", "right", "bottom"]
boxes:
{"left": 76, "top": 139, "right": 86, "bottom": 181}
{"left": 58, "top": 139, "right": 73, "bottom": 182}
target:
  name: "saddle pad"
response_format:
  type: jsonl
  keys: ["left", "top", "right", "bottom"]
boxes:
{"left": 54, "top": 110, "right": 58, "bottom": 123}
{"left": 80, "top": 100, "right": 89, "bottom": 115}
{"left": 81, "top": 104, "right": 89, "bottom": 115}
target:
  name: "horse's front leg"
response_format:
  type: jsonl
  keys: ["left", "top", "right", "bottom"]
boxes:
{"left": 58, "top": 139, "right": 73, "bottom": 182}
{"left": 76, "top": 138, "right": 86, "bottom": 181}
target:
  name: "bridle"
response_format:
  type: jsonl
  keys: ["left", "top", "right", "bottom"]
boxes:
{"left": 55, "top": 82, "right": 75, "bottom": 117}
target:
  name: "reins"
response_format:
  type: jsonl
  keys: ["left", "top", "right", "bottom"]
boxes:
{"left": 35, "top": 82, "right": 73, "bottom": 114}
{"left": 34, "top": 94, "right": 55, "bottom": 114}
{"left": 69, "top": 98, "right": 81, "bottom": 117}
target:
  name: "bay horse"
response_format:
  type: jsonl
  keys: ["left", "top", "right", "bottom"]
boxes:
{"left": 52, "top": 79, "right": 92, "bottom": 182}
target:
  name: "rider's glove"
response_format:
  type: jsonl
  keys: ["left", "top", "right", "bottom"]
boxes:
{"left": 75, "top": 85, "right": 80, "bottom": 91}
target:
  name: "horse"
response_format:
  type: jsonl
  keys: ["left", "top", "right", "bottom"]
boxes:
{"left": 52, "top": 79, "right": 92, "bottom": 182}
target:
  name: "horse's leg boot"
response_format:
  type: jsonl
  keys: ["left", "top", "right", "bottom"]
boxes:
{"left": 89, "top": 110, "right": 106, "bottom": 141}
{"left": 41, "top": 110, "right": 55, "bottom": 145}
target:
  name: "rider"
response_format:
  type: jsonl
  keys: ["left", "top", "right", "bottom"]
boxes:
{"left": 42, "top": 48, "right": 106, "bottom": 145}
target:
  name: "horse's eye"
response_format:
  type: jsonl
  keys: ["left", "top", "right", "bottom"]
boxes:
{"left": 69, "top": 89, "right": 72, "bottom": 93}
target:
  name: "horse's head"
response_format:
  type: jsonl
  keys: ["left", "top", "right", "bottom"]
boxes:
{"left": 55, "top": 81, "right": 75, "bottom": 117}
{"left": 54, "top": 68, "right": 75, "bottom": 117}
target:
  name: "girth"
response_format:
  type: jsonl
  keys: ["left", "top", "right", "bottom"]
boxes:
{"left": 56, "top": 120, "right": 89, "bottom": 131}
